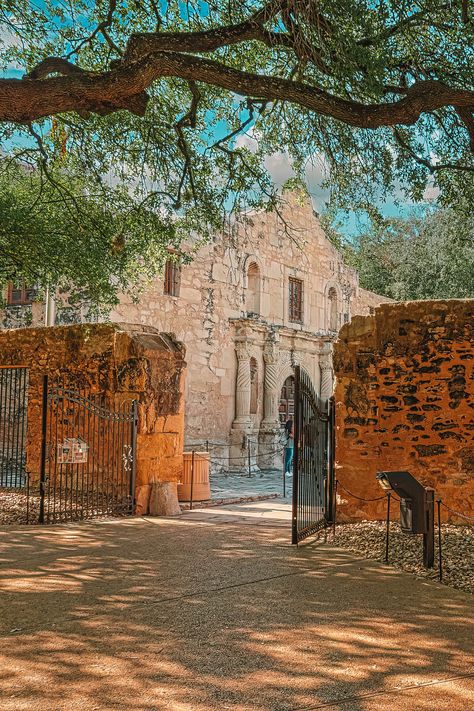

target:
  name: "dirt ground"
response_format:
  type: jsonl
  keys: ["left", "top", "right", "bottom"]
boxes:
{"left": 0, "top": 504, "right": 473, "bottom": 711}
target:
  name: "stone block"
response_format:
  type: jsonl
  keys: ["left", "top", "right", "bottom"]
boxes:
{"left": 148, "top": 481, "right": 181, "bottom": 516}
{"left": 135, "top": 484, "right": 152, "bottom": 515}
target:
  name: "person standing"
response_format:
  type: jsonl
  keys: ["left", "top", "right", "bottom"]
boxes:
{"left": 284, "top": 419, "right": 294, "bottom": 476}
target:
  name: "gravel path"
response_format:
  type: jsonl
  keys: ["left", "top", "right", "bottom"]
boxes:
{"left": 0, "top": 489, "right": 129, "bottom": 524}
{"left": 332, "top": 521, "right": 473, "bottom": 595}
{"left": 0, "top": 489, "right": 37, "bottom": 524}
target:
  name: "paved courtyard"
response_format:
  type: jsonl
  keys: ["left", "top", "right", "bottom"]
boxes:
{"left": 211, "top": 468, "right": 292, "bottom": 501}
{"left": 0, "top": 502, "right": 473, "bottom": 711}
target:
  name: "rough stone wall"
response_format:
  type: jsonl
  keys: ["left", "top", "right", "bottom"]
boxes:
{"left": 0, "top": 323, "right": 186, "bottom": 514}
{"left": 333, "top": 300, "right": 474, "bottom": 522}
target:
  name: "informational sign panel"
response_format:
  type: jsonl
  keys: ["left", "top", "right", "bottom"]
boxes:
{"left": 57, "top": 438, "right": 89, "bottom": 464}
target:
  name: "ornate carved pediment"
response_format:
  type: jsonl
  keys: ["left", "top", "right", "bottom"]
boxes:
{"left": 235, "top": 340, "right": 252, "bottom": 361}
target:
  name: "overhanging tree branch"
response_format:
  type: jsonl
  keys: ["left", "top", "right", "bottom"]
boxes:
{"left": 1, "top": 0, "right": 473, "bottom": 150}
{"left": 3, "top": 51, "right": 474, "bottom": 134}
{"left": 393, "top": 127, "right": 474, "bottom": 173}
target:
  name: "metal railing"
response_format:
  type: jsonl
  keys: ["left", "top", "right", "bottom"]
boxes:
{"left": 333, "top": 480, "right": 474, "bottom": 583}
{"left": 0, "top": 367, "right": 29, "bottom": 488}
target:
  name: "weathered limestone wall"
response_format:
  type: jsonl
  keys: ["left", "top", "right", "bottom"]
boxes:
{"left": 334, "top": 300, "right": 474, "bottom": 521}
{"left": 0, "top": 323, "right": 186, "bottom": 515}
{"left": 352, "top": 287, "right": 391, "bottom": 317}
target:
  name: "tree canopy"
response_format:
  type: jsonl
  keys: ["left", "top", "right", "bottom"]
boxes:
{"left": 345, "top": 210, "right": 474, "bottom": 300}
{"left": 1, "top": 1, "right": 473, "bottom": 299}
{"left": 0, "top": 162, "right": 195, "bottom": 305}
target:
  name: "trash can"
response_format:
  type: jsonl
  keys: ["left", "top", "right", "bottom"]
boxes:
{"left": 178, "top": 452, "right": 211, "bottom": 502}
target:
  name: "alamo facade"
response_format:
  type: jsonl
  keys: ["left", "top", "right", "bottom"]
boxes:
{"left": 1, "top": 192, "right": 389, "bottom": 471}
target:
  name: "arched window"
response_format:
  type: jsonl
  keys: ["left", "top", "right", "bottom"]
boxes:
{"left": 246, "top": 262, "right": 260, "bottom": 316}
{"left": 250, "top": 357, "right": 258, "bottom": 414}
{"left": 328, "top": 287, "right": 338, "bottom": 331}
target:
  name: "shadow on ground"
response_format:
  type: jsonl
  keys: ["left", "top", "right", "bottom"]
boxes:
{"left": 0, "top": 511, "right": 472, "bottom": 711}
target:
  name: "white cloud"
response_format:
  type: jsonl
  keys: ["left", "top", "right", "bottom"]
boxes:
{"left": 234, "top": 128, "right": 258, "bottom": 152}
{"left": 264, "top": 152, "right": 295, "bottom": 186}
{"left": 0, "top": 21, "right": 24, "bottom": 71}
{"left": 0, "top": 24, "right": 20, "bottom": 48}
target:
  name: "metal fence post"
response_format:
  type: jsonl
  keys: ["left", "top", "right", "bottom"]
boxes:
{"left": 326, "top": 396, "right": 336, "bottom": 523}
{"left": 423, "top": 489, "right": 435, "bottom": 568}
{"left": 190, "top": 450, "right": 195, "bottom": 510}
{"left": 384, "top": 492, "right": 391, "bottom": 562}
{"left": 291, "top": 365, "right": 300, "bottom": 545}
{"left": 129, "top": 400, "right": 138, "bottom": 513}
{"left": 38, "top": 375, "right": 48, "bottom": 524}
{"left": 437, "top": 498, "right": 443, "bottom": 582}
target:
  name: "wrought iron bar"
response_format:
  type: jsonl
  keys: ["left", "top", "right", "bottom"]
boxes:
{"left": 385, "top": 493, "right": 391, "bottom": 563}
{"left": 437, "top": 499, "right": 443, "bottom": 582}
{"left": 190, "top": 449, "right": 195, "bottom": 511}
{"left": 39, "top": 375, "right": 48, "bottom": 524}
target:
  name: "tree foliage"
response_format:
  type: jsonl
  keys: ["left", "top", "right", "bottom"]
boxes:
{"left": 346, "top": 210, "right": 474, "bottom": 300}
{"left": 1, "top": 1, "right": 473, "bottom": 299}
{"left": 0, "top": 162, "right": 198, "bottom": 305}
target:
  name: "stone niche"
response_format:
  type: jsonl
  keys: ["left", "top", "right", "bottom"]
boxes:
{"left": 333, "top": 299, "right": 474, "bottom": 523}
{"left": 0, "top": 323, "right": 186, "bottom": 516}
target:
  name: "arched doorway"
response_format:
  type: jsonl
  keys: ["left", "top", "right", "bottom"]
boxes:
{"left": 279, "top": 375, "right": 295, "bottom": 426}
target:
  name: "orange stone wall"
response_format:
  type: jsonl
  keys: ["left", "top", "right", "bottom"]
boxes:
{"left": 333, "top": 300, "right": 473, "bottom": 522}
{"left": 0, "top": 323, "right": 186, "bottom": 514}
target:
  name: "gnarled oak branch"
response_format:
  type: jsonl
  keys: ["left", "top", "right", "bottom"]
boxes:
{"left": 2, "top": 51, "right": 474, "bottom": 139}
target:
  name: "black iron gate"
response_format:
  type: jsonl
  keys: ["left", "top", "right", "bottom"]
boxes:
{"left": 35, "top": 378, "right": 138, "bottom": 523}
{"left": 291, "top": 366, "right": 335, "bottom": 544}
{"left": 0, "top": 367, "right": 29, "bottom": 488}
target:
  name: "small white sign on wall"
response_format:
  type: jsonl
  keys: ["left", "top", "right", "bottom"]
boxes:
{"left": 57, "top": 438, "right": 89, "bottom": 464}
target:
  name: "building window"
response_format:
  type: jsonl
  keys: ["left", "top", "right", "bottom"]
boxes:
{"left": 246, "top": 262, "right": 260, "bottom": 316}
{"left": 288, "top": 277, "right": 303, "bottom": 323}
{"left": 328, "top": 287, "right": 338, "bottom": 331}
{"left": 250, "top": 357, "right": 258, "bottom": 414}
{"left": 6, "top": 283, "right": 35, "bottom": 306}
{"left": 164, "top": 258, "right": 181, "bottom": 297}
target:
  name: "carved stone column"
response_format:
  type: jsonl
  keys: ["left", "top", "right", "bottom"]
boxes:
{"left": 319, "top": 344, "right": 334, "bottom": 401}
{"left": 259, "top": 333, "right": 282, "bottom": 471}
{"left": 233, "top": 341, "right": 252, "bottom": 428}
{"left": 262, "top": 338, "right": 280, "bottom": 427}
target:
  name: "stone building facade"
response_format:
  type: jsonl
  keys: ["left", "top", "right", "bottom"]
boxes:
{"left": 1, "top": 192, "right": 389, "bottom": 470}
